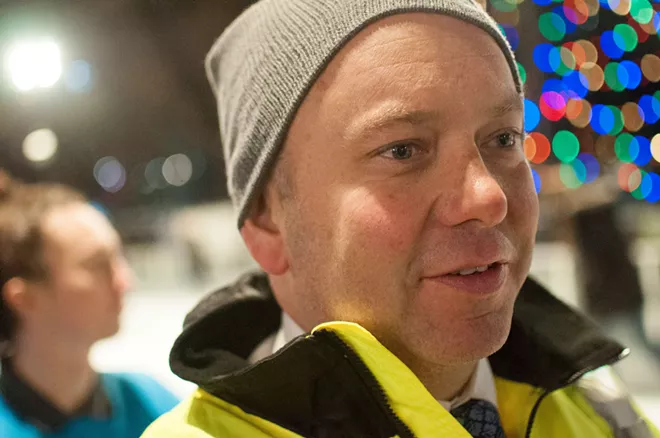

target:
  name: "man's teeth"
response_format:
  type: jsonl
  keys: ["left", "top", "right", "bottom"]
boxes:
{"left": 453, "top": 265, "right": 490, "bottom": 275}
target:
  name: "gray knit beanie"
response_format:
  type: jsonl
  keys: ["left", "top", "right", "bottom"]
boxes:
{"left": 206, "top": 0, "right": 523, "bottom": 228}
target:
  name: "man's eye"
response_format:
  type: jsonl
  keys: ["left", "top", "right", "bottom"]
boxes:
{"left": 381, "top": 144, "right": 418, "bottom": 160}
{"left": 493, "top": 131, "right": 521, "bottom": 148}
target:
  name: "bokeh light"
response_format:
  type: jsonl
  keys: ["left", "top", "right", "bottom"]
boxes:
{"left": 595, "top": 135, "right": 618, "bottom": 164}
{"left": 64, "top": 60, "right": 93, "bottom": 92}
{"left": 591, "top": 104, "right": 614, "bottom": 134}
{"left": 641, "top": 54, "right": 660, "bottom": 82}
{"left": 600, "top": 31, "right": 625, "bottom": 59}
{"left": 563, "top": 70, "right": 589, "bottom": 98}
{"left": 560, "top": 161, "right": 584, "bottom": 188}
{"left": 491, "top": 0, "right": 520, "bottom": 12}
{"left": 618, "top": 163, "right": 640, "bottom": 192}
{"left": 539, "top": 12, "right": 567, "bottom": 42}
{"left": 22, "top": 129, "right": 58, "bottom": 163}
{"left": 567, "top": 98, "right": 593, "bottom": 127}
{"left": 604, "top": 62, "right": 626, "bottom": 91}
{"left": 491, "top": 9, "right": 521, "bottom": 26}
{"left": 652, "top": 134, "right": 660, "bottom": 163}
{"left": 499, "top": 24, "right": 520, "bottom": 50}
{"left": 629, "top": 0, "right": 654, "bottom": 24}
{"left": 609, "top": 105, "right": 625, "bottom": 135}
{"left": 5, "top": 40, "right": 62, "bottom": 91}
{"left": 579, "top": 62, "right": 605, "bottom": 91}
{"left": 524, "top": 99, "right": 541, "bottom": 131}
{"left": 609, "top": 0, "right": 632, "bottom": 16}
{"left": 162, "top": 154, "right": 194, "bottom": 187}
{"left": 531, "top": 168, "right": 542, "bottom": 194}
{"left": 517, "top": 62, "right": 527, "bottom": 84}
{"left": 576, "top": 153, "right": 600, "bottom": 183}
{"left": 612, "top": 23, "right": 639, "bottom": 51}
{"left": 644, "top": 172, "right": 660, "bottom": 203}
{"left": 639, "top": 94, "right": 660, "bottom": 124}
{"left": 557, "top": 46, "right": 577, "bottom": 76}
{"left": 622, "top": 101, "right": 645, "bottom": 132}
{"left": 145, "top": 158, "right": 168, "bottom": 190}
{"left": 633, "top": 136, "right": 652, "bottom": 166}
{"left": 534, "top": 43, "right": 558, "bottom": 73}
{"left": 615, "top": 133, "right": 636, "bottom": 162}
{"left": 540, "top": 91, "right": 567, "bottom": 121}
{"left": 553, "top": 130, "right": 580, "bottom": 162}
{"left": 620, "top": 60, "right": 642, "bottom": 89}
{"left": 93, "top": 157, "right": 126, "bottom": 193}
{"left": 564, "top": 0, "right": 590, "bottom": 24}
{"left": 528, "top": 132, "right": 552, "bottom": 164}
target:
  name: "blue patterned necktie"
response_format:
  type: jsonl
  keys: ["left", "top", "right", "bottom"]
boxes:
{"left": 450, "top": 399, "right": 506, "bottom": 438}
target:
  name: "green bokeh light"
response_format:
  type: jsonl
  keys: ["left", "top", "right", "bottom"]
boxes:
{"left": 491, "top": 0, "right": 519, "bottom": 13}
{"left": 552, "top": 130, "right": 580, "bottom": 163}
{"left": 605, "top": 62, "right": 626, "bottom": 92}
{"left": 517, "top": 62, "right": 527, "bottom": 84}
{"left": 559, "top": 162, "right": 584, "bottom": 189}
{"left": 630, "top": 0, "right": 654, "bottom": 24}
{"left": 615, "top": 133, "right": 636, "bottom": 163}
{"left": 613, "top": 24, "right": 639, "bottom": 52}
{"left": 608, "top": 106, "right": 625, "bottom": 136}
{"left": 539, "top": 12, "right": 566, "bottom": 42}
{"left": 631, "top": 170, "right": 648, "bottom": 200}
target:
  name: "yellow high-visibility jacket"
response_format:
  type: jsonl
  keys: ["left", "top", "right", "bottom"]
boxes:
{"left": 142, "top": 273, "right": 659, "bottom": 438}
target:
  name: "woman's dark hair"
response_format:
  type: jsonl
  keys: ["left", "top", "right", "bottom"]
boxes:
{"left": 0, "top": 170, "right": 86, "bottom": 355}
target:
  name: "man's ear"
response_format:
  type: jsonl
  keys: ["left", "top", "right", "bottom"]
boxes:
{"left": 2, "top": 277, "right": 32, "bottom": 320}
{"left": 240, "top": 192, "right": 289, "bottom": 276}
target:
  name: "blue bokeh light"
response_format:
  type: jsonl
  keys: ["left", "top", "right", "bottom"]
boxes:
{"left": 500, "top": 24, "right": 520, "bottom": 51}
{"left": 620, "top": 61, "right": 642, "bottom": 90}
{"left": 633, "top": 136, "right": 652, "bottom": 166}
{"left": 562, "top": 70, "right": 589, "bottom": 98}
{"left": 525, "top": 99, "right": 541, "bottom": 132}
{"left": 645, "top": 173, "right": 660, "bottom": 203}
{"left": 533, "top": 44, "right": 556, "bottom": 73}
{"left": 591, "top": 104, "right": 615, "bottom": 135}
{"left": 639, "top": 95, "right": 660, "bottom": 124}
{"left": 577, "top": 153, "right": 601, "bottom": 183}
{"left": 531, "top": 168, "right": 542, "bottom": 194}
{"left": 600, "top": 31, "right": 625, "bottom": 59}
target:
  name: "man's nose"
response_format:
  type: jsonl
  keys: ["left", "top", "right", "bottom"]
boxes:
{"left": 433, "top": 155, "right": 508, "bottom": 228}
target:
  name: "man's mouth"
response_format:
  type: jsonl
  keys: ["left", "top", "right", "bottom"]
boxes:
{"left": 448, "top": 263, "right": 498, "bottom": 276}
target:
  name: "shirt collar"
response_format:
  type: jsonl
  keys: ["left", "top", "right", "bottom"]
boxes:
{"left": 0, "top": 359, "right": 112, "bottom": 433}
{"left": 272, "top": 312, "right": 498, "bottom": 411}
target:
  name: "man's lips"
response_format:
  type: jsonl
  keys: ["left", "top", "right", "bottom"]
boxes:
{"left": 423, "top": 262, "right": 508, "bottom": 295}
{"left": 425, "top": 257, "right": 508, "bottom": 278}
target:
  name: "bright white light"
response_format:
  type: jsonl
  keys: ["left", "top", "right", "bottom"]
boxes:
{"left": 94, "top": 157, "right": 126, "bottom": 193}
{"left": 23, "top": 129, "right": 58, "bottom": 163}
{"left": 6, "top": 40, "right": 62, "bottom": 91}
{"left": 162, "top": 154, "right": 193, "bottom": 187}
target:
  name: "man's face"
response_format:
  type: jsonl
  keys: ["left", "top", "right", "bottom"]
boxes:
{"left": 269, "top": 14, "right": 539, "bottom": 366}
{"left": 29, "top": 203, "right": 131, "bottom": 344}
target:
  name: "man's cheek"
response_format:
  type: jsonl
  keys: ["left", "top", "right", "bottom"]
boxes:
{"left": 338, "top": 188, "right": 419, "bottom": 255}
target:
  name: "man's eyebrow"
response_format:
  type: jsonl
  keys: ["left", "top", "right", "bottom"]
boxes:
{"left": 489, "top": 94, "right": 524, "bottom": 118}
{"left": 347, "top": 105, "right": 439, "bottom": 141}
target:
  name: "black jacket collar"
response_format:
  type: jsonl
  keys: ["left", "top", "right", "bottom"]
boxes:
{"left": 168, "top": 272, "right": 627, "bottom": 436}
{"left": 0, "top": 359, "right": 112, "bottom": 433}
